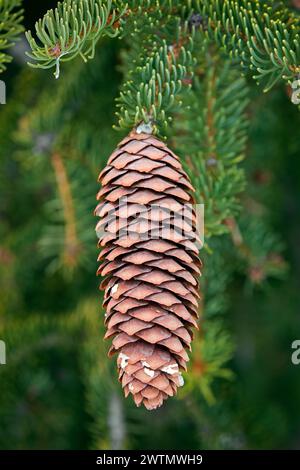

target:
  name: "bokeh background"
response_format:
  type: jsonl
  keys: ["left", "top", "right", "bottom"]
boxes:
{"left": 1, "top": 1, "right": 300, "bottom": 450}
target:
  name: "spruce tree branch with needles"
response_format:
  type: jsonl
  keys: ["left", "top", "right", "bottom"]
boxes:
{"left": 26, "top": 1, "right": 300, "bottom": 98}
{"left": 0, "top": 0, "right": 24, "bottom": 72}
{"left": 51, "top": 152, "right": 82, "bottom": 269}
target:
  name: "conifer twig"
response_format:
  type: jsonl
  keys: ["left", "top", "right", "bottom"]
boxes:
{"left": 51, "top": 152, "right": 81, "bottom": 267}
{"left": 0, "top": 0, "right": 24, "bottom": 72}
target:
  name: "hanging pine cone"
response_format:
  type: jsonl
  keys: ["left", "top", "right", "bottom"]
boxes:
{"left": 95, "top": 129, "right": 202, "bottom": 410}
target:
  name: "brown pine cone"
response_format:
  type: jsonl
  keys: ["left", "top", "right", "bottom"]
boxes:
{"left": 95, "top": 130, "right": 202, "bottom": 410}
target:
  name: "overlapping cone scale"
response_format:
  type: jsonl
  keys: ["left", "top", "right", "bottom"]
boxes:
{"left": 96, "top": 130, "right": 202, "bottom": 410}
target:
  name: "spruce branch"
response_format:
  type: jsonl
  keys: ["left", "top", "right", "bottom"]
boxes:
{"left": 199, "top": 0, "right": 300, "bottom": 92}
{"left": 25, "top": 0, "right": 300, "bottom": 95}
{"left": 50, "top": 152, "right": 82, "bottom": 270}
{"left": 25, "top": 0, "right": 127, "bottom": 78}
{"left": 230, "top": 214, "right": 288, "bottom": 286}
{"left": 173, "top": 56, "right": 249, "bottom": 239}
{"left": 115, "top": 19, "right": 195, "bottom": 131}
{"left": 0, "top": 0, "right": 24, "bottom": 72}
{"left": 182, "top": 320, "right": 234, "bottom": 404}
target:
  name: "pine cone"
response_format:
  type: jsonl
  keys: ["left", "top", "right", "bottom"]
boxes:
{"left": 95, "top": 130, "right": 202, "bottom": 410}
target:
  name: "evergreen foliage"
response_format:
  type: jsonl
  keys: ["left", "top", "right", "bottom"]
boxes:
{"left": 0, "top": 0, "right": 299, "bottom": 449}
{"left": 0, "top": 0, "right": 23, "bottom": 72}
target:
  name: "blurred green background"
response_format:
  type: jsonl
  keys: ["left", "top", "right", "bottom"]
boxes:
{"left": 1, "top": 1, "right": 300, "bottom": 450}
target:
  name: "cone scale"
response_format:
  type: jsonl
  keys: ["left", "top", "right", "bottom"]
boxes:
{"left": 95, "top": 130, "right": 201, "bottom": 410}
